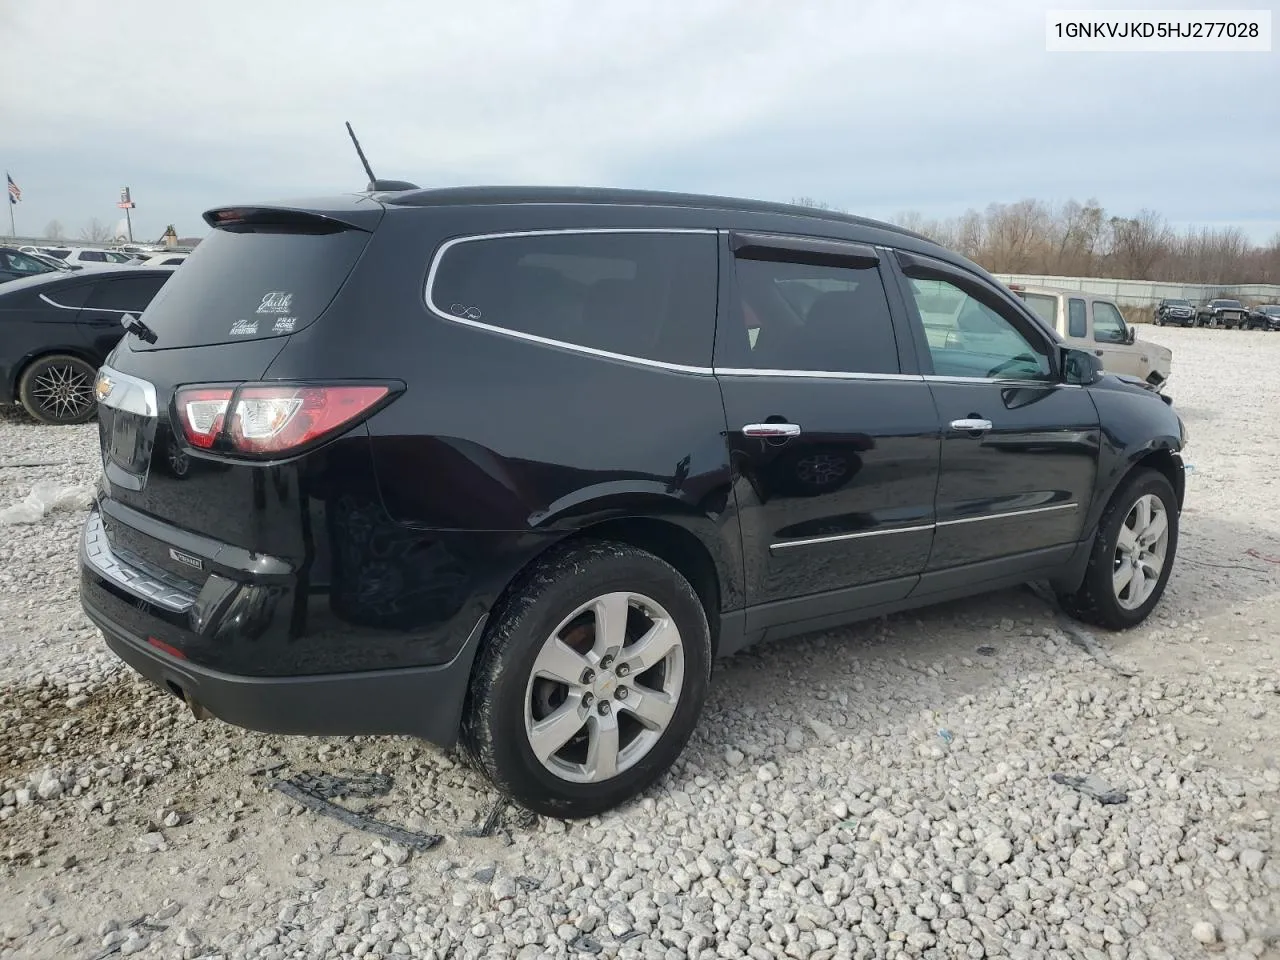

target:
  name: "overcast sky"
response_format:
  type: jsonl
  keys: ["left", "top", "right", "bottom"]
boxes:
{"left": 2, "top": 0, "right": 1276, "bottom": 245}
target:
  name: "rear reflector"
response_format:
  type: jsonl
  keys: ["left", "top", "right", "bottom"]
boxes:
{"left": 174, "top": 383, "right": 392, "bottom": 457}
{"left": 147, "top": 637, "right": 186, "bottom": 659}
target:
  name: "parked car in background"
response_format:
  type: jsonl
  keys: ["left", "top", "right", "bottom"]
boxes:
{"left": 0, "top": 246, "right": 62, "bottom": 283}
{"left": 1195, "top": 298, "right": 1247, "bottom": 328}
{"left": 0, "top": 265, "right": 174, "bottom": 423}
{"left": 26, "top": 251, "right": 79, "bottom": 272}
{"left": 1007, "top": 283, "right": 1172, "bottom": 391}
{"left": 38, "top": 246, "right": 138, "bottom": 268}
{"left": 79, "top": 186, "right": 1187, "bottom": 819}
{"left": 134, "top": 252, "right": 189, "bottom": 267}
{"left": 1244, "top": 304, "right": 1280, "bottom": 331}
{"left": 1154, "top": 298, "right": 1195, "bottom": 326}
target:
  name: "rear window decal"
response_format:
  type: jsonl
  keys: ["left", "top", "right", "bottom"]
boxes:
{"left": 272, "top": 317, "right": 297, "bottom": 334}
{"left": 230, "top": 319, "right": 259, "bottom": 336}
{"left": 257, "top": 292, "right": 295, "bottom": 314}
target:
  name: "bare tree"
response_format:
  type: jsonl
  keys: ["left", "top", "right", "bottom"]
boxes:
{"left": 43, "top": 219, "right": 66, "bottom": 240}
{"left": 791, "top": 196, "right": 848, "bottom": 214}
{"left": 79, "top": 218, "right": 113, "bottom": 243}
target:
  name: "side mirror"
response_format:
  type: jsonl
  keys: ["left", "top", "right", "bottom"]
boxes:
{"left": 1062, "top": 347, "right": 1103, "bottom": 386}
{"left": 1125, "top": 326, "right": 1136, "bottom": 344}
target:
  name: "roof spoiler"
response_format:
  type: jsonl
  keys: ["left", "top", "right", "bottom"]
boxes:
{"left": 202, "top": 203, "right": 383, "bottom": 232}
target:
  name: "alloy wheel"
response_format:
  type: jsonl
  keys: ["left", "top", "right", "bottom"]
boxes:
{"left": 31, "top": 362, "right": 95, "bottom": 421}
{"left": 1112, "top": 493, "right": 1169, "bottom": 610}
{"left": 524, "top": 591, "right": 684, "bottom": 784}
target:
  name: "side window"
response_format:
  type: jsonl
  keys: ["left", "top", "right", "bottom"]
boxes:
{"left": 84, "top": 277, "right": 166, "bottom": 313}
{"left": 721, "top": 258, "right": 900, "bottom": 374}
{"left": 905, "top": 276, "right": 1051, "bottom": 381}
{"left": 430, "top": 232, "right": 718, "bottom": 367}
{"left": 1092, "top": 301, "right": 1127, "bottom": 343}
{"left": 1068, "top": 298, "right": 1088, "bottom": 337}
{"left": 79, "top": 250, "right": 107, "bottom": 263}
{"left": 2, "top": 251, "right": 49, "bottom": 274}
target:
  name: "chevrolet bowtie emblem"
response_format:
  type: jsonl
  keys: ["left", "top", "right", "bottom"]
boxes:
{"left": 95, "top": 374, "right": 113, "bottom": 402}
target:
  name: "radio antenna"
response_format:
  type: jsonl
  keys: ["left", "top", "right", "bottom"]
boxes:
{"left": 346, "top": 121, "right": 378, "bottom": 189}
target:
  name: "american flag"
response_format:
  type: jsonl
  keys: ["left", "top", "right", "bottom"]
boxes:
{"left": 6, "top": 173, "right": 20, "bottom": 205}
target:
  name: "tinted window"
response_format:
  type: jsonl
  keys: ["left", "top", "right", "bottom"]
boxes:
{"left": 719, "top": 258, "right": 899, "bottom": 374}
{"left": 1092, "top": 301, "right": 1127, "bottom": 343}
{"left": 132, "top": 226, "right": 372, "bottom": 349}
{"left": 431, "top": 232, "right": 718, "bottom": 367}
{"left": 1068, "top": 298, "right": 1088, "bottom": 337}
{"left": 79, "top": 251, "right": 108, "bottom": 263}
{"left": 1021, "top": 293, "right": 1057, "bottom": 327}
{"left": 0, "top": 250, "right": 50, "bottom": 275}
{"left": 906, "top": 277, "right": 1051, "bottom": 381}
{"left": 85, "top": 276, "right": 167, "bottom": 313}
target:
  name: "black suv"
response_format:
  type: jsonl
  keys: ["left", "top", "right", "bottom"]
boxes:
{"left": 79, "top": 187, "right": 1187, "bottom": 818}
{"left": 1154, "top": 298, "right": 1194, "bottom": 326}
{"left": 1195, "top": 298, "right": 1247, "bottom": 328}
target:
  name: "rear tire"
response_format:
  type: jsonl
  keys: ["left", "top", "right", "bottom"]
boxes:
{"left": 18, "top": 354, "right": 98, "bottom": 424}
{"left": 1059, "top": 468, "right": 1178, "bottom": 630}
{"left": 460, "top": 540, "right": 712, "bottom": 819}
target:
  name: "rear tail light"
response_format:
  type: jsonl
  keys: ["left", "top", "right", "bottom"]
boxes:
{"left": 177, "top": 388, "right": 232, "bottom": 448}
{"left": 173, "top": 383, "right": 392, "bottom": 458}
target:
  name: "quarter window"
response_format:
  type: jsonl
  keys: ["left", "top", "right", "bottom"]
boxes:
{"left": 721, "top": 258, "right": 900, "bottom": 374}
{"left": 429, "top": 232, "right": 718, "bottom": 367}
{"left": 1068, "top": 298, "right": 1088, "bottom": 337}
{"left": 906, "top": 277, "right": 1051, "bottom": 380}
{"left": 1092, "top": 301, "right": 1127, "bottom": 343}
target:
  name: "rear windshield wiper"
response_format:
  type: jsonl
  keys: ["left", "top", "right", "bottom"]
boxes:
{"left": 120, "top": 313, "right": 158, "bottom": 344}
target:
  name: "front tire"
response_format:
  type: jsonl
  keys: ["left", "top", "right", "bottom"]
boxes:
{"left": 461, "top": 541, "right": 712, "bottom": 819}
{"left": 18, "top": 354, "right": 99, "bottom": 424}
{"left": 1059, "top": 468, "right": 1178, "bottom": 630}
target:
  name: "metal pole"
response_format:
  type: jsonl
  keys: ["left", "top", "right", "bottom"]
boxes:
{"left": 7, "top": 199, "right": 13, "bottom": 240}
{"left": 125, "top": 207, "right": 133, "bottom": 243}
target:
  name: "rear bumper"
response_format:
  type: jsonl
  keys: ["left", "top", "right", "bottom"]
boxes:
{"left": 86, "top": 595, "right": 485, "bottom": 748}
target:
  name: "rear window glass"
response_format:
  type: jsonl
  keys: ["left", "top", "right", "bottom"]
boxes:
{"left": 429, "top": 232, "right": 718, "bottom": 367}
{"left": 1020, "top": 293, "right": 1057, "bottom": 328}
{"left": 132, "top": 227, "right": 372, "bottom": 350}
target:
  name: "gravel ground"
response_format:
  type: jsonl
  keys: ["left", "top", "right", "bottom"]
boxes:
{"left": 1, "top": 325, "right": 1278, "bottom": 960}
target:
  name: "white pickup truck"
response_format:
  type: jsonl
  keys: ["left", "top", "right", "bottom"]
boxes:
{"left": 1008, "top": 283, "right": 1172, "bottom": 391}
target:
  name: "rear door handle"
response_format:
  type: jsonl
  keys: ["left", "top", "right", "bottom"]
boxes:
{"left": 743, "top": 422, "right": 801, "bottom": 438}
{"left": 950, "top": 418, "right": 992, "bottom": 432}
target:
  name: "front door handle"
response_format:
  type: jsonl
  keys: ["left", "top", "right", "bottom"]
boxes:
{"left": 950, "top": 418, "right": 992, "bottom": 433}
{"left": 743, "top": 422, "right": 801, "bottom": 438}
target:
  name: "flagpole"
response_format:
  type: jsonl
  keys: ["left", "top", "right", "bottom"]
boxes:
{"left": 5, "top": 172, "right": 13, "bottom": 239}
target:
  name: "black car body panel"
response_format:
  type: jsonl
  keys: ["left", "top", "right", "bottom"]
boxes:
{"left": 0, "top": 266, "right": 174, "bottom": 405}
{"left": 80, "top": 187, "right": 1186, "bottom": 749}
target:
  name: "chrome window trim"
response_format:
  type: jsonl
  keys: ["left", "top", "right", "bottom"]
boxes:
{"left": 423, "top": 228, "right": 719, "bottom": 376}
{"left": 95, "top": 364, "right": 159, "bottom": 417}
{"left": 40, "top": 292, "right": 143, "bottom": 316}
{"left": 769, "top": 502, "right": 1077, "bottom": 551}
